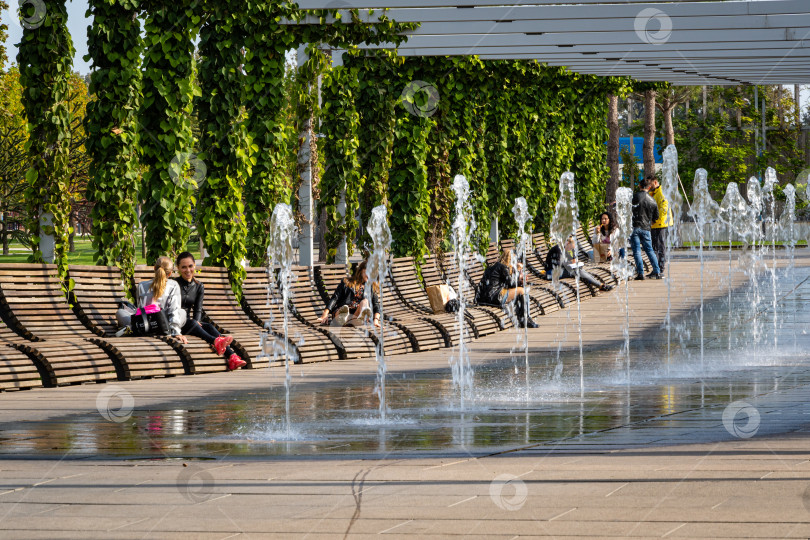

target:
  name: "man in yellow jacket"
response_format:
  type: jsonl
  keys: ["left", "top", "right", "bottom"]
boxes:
{"left": 648, "top": 175, "right": 672, "bottom": 274}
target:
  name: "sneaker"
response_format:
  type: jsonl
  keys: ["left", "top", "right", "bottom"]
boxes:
{"left": 214, "top": 336, "right": 228, "bottom": 356}
{"left": 601, "top": 284, "right": 614, "bottom": 292}
{"left": 227, "top": 354, "right": 246, "bottom": 371}
{"left": 359, "top": 306, "right": 373, "bottom": 324}
{"left": 634, "top": 275, "right": 645, "bottom": 281}
{"left": 334, "top": 305, "right": 350, "bottom": 327}
{"left": 646, "top": 271, "right": 657, "bottom": 278}
{"left": 652, "top": 273, "right": 663, "bottom": 280}
{"left": 526, "top": 319, "right": 539, "bottom": 329}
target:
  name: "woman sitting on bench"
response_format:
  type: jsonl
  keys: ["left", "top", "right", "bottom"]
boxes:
{"left": 477, "top": 248, "right": 538, "bottom": 328}
{"left": 317, "top": 260, "right": 381, "bottom": 328}
{"left": 174, "top": 252, "right": 246, "bottom": 371}
{"left": 136, "top": 256, "right": 187, "bottom": 342}
{"left": 546, "top": 235, "right": 613, "bottom": 292}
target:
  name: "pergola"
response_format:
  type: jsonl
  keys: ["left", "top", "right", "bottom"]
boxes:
{"left": 285, "top": 0, "right": 810, "bottom": 264}
{"left": 291, "top": 0, "right": 810, "bottom": 86}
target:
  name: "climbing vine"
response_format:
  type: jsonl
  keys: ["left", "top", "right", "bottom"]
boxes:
{"left": 17, "top": 0, "right": 74, "bottom": 292}
{"left": 139, "top": 1, "right": 199, "bottom": 263}
{"left": 85, "top": 0, "right": 142, "bottom": 287}
{"left": 319, "top": 59, "right": 361, "bottom": 262}
{"left": 196, "top": 5, "right": 251, "bottom": 290}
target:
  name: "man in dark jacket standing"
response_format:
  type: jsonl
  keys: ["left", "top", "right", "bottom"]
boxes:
{"left": 631, "top": 177, "right": 662, "bottom": 280}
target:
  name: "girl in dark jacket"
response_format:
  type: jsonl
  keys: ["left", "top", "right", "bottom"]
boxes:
{"left": 477, "top": 249, "right": 537, "bottom": 328}
{"left": 317, "top": 260, "right": 381, "bottom": 328}
{"left": 175, "top": 252, "right": 246, "bottom": 371}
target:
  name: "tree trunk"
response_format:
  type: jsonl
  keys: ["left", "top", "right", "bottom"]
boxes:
{"left": 68, "top": 211, "right": 77, "bottom": 253}
{"left": 795, "top": 84, "right": 802, "bottom": 127}
{"left": 643, "top": 89, "right": 657, "bottom": 181}
{"left": 606, "top": 95, "right": 620, "bottom": 206}
{"left": 0, "top": 211, "right": 6, "bottom": 256}
{"left": 663, "top": 107, "right": 675, "bottom": 147}
{"left": 702, "top": 86, "right": 707, "bottom": 121}
{"left": 626, "top": 97, "right": 634, "bottom": 155}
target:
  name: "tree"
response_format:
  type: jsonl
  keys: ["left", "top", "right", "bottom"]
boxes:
{"left": 606, "top": 94, "right": 620, "bottom": 206}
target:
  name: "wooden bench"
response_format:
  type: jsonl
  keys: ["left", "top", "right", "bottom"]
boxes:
{"left": 191, "top": 267, "right": 270, "bottom": 369}
{"left": 243, "top": 266, "right": 344, "bottom": 363}
{"left": 532, "top": 234, "right": 599, "bottom": 300}
{"left": 0, "top": 316, "right": 46, "bottom": 390}
{"left": 0, "top": 264, "right": 122, "bottom": 385}
{"left": 314, "top": 264, "right": 418, "bottom": 355}
{"left": 289, "top": 265, "right": 376, "bottom": 360}
{"left": 421, "top": 254, "right": 502, "bottom": 335}
{"left": 132, "top": 266, "right": 260, "bottom": 372}
{"left": 389, "top": 257, "right": 476, "bottom": 345}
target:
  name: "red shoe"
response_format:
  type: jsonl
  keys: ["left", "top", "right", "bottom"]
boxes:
{"left": 227, "top": 354, "right": 246, "bottom": 371}
{"left": 214, "top": 336, "right": 228, "bottom": 356}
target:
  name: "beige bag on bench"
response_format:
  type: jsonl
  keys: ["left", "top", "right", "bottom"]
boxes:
{"left": 426, "top": 284, "right": 453, "bottom": 314}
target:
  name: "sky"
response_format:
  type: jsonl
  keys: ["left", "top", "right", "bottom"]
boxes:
{"left": 4, "top": 0, "right": 92, "bottom": 73}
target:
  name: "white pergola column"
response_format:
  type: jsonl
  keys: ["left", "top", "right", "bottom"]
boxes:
{"left": 297, "top": 44, "right": 314, "bottom": 267}
{"left": 39, "top": 212, "right": 55, "bottom": 263}
{"left": 489, "top": 217, "right": 499, "bottom": 244}
{"left": 332, "top": 48, "right": 349, "bottom": 265}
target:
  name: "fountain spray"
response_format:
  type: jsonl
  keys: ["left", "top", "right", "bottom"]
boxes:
{"left": 550, "top": 172, "right": 583, "bottom": 397}
{"left": 512, "top": 196, "right": 532, "bottom": 402}
{"left": 267, "top": 203, "right": 298, "bottom": 439}
{"left": 687, "top": 168, "right": 720, "bottom": 370}
{"left": 719, "top": 183, "right": 750, "bottom": 352}
{"left": 365, "top": 205, "right": 392, "bottom": 420}
{"left": 661, "top": 145, "right": 681, "bottom": 371}
{"left": 763, "top": 167, "right": 779, "bottom": 348}
{"left": 450, "top": 176, "right": 475, "bottom": 409}
{"left": 612, "top": 187, "right": 634, "bottom": 381}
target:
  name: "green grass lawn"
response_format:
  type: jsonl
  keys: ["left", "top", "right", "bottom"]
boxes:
{"left": 0, "top": 234, "right": 204, "bottom": 266}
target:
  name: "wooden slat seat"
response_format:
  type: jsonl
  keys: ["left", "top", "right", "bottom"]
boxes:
{"left": 389, "top": 257, "right": 478, "bottom": 344}
{"left": 242, "top": 267, "right": 344, "bottom": 364}
{"left": 575, "top": 225, "right": 619, "bottom": 285}
{"left": 289, "top": 265, "right": 376, "bottom": 360}
{"left": 465, "top": 247, "right": 555, "bottom": 320}
{"left": 193, "top": 266, "right": 275, "bottom": 369}
{"left": 0, "top": 264, "right": 128, "bottom": 385}
{"left": 532, "top": 234, "right": 599, "bottom": 300}
{"left": 319, "top": 263, "right": 448, "bottom": 352}
{"left": 315, "top": 264, "right": 419, "bottom": 355}
{"left": 0, "top": 345, "right": 44, "bottom": 391}
{"left": 421, "top": 255, "right": 501, "bottom": 335}
{"left": 132, "top": 266, "right": 260, "bottom": 372}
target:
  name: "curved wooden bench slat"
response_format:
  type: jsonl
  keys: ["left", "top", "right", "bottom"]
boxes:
{"left": 313, "top": 264, "right": 415, "bottom": 357}
{"left": 242, "top": 266, "right": 343, "bottom": 364}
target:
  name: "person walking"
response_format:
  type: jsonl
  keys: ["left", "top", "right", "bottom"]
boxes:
{"left": 630, "top": 177, "right": 662, "bottom": 280}
{"left": 648, "top": 175, "right": 672, "bottom": 275}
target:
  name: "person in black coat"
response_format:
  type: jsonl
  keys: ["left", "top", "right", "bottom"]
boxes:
{"left": 477, "top": 248, "right": 538, "bottom": 328}
{"left": 317, "top": 260, "right": 381, "bottom": 327}
{"left": 545, "top": 236, "right": 613, "bottom": 292}
{"left": 175, "top": 252, "right": 246, "bottom": 371}
{"left": 630, "top": 176, "right": 662, "bottom": 280}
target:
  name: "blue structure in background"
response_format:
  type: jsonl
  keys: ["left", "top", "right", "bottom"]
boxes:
{"left": 615, "top": 137, "right": 663, "bottom": 164}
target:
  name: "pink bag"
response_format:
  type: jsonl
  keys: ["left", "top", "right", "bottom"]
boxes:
{"left": 135, "top": 303, "right": 161, "bottom": 316}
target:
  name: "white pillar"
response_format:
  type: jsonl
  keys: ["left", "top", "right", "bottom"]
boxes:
{"left": 39, "top": 212, "right": 55, "bottom": 263}
{"left": 297, "top": 44, "right": 314, "bottom": 267}
{"left": 336, "top": 191, "right": 348, "bottom": 264}
{"left": 489, "top": 217, "right": 499, "bottom": 244}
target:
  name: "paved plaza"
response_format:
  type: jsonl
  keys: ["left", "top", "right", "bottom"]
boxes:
{"left": 1, "top": 251, "right": 809, "bottom": 538}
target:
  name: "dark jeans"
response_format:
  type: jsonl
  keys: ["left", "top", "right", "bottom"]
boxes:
{"left": 561, "top": 265, "right": 602, "bottom": 289}
{"left": 182, "top": 320, "right": 234, "bottom": 358}
{"left": 651, "top": 227, "right": 668, "bottom": 271}
{"left": 630, "top": 227, "right": 661, "bottom": 277}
